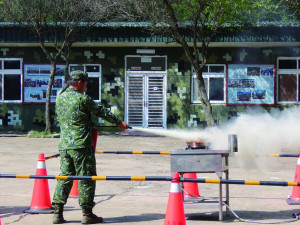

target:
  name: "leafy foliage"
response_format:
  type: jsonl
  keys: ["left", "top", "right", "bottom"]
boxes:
{"left": 1, "top": 0, "right": 114, "bottom": 133}
{"left": 111, "top": 0, "right": 299, "bottom": 127}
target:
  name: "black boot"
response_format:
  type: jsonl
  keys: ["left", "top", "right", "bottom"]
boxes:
{"left": 53, "top": 205, "right": 66, "bottom": 224}
{"left": 82, "top": 208, "right": 103, "bottom": 224}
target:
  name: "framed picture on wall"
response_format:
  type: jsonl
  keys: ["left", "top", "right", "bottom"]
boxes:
{"left": 227, "top": 64, "right": 275, "bottom": 106}
{"left": 23, "top": 64, "right": 65, "bottom": 103}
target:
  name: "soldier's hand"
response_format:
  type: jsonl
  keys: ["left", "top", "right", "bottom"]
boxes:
{"left": 118, "top": 121, "right": 129, "bottom": 130}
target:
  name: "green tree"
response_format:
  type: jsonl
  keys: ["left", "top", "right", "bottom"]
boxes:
{"left": 113, "top": 0, "right": 293, "bottom": 127}
{"left": 2, "top": 0, "right": 112, "bottom": 133}
{"left": 280, "top": 0, "right": 300, "bottom": 19}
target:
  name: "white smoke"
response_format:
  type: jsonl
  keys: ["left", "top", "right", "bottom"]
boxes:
{"left": 133, "top": 107, "right": 300, "bottom": 171}
{"left": 218, "top": 107, "right": 300, "bottom": 154}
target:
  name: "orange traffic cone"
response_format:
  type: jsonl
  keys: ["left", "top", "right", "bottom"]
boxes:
{"left": 24, "top": 153, "right": 54, "bottom": 213}
{"left": 69, "top": 179, "right": 79, "bottom": 197}
{"left": 164, "top": 172, "right": 186, "bottom": 225}
{"left": 183, "top": 173, "right": 201, "bottom": 199}
{"left": 287, "top": 151, "right": 300, "bottom": 205}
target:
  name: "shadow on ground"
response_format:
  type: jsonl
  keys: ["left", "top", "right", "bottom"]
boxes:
{"left": 103, "top": 213, "right": 165, "bottom": 223}
{"left": 186, "top": 209, "right": 300, "bottom": 223}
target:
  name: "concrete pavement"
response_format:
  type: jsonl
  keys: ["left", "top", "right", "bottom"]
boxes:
{"left": 1, "top": 134, "right": 300, "bottom": 224}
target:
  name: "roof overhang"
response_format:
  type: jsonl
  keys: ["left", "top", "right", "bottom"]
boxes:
{"left": 1, "top": 42, "right": 299, "bottom": 48}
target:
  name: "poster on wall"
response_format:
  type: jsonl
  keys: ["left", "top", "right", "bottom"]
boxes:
{"left": 227, "top": 64, "right": 275, "bottom": 106}
{"left": 24, "top": 64, "right": 65, "bottom": 103}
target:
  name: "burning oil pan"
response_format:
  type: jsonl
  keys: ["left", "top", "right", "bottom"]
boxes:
{"left": 185, "top": 140, "right": 207, "bottom": 149}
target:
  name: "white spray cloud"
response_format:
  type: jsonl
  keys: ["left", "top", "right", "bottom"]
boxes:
{"left": 218, "top": 107, "right": 300, "bottom": 154}
{"left": 133, "top": 107, "right": 300, "bottom": 171}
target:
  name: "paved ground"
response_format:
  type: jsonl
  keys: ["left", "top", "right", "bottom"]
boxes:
{"left": 1, "top": 133, "right": 300, "bottom": 225}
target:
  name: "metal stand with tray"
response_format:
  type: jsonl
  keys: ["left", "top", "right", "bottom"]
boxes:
{"left": 170, "top": 135, "right": 237, "bottom": 221}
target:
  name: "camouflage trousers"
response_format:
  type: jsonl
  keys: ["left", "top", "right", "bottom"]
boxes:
{"left": 52, "top": 148, "right": 97, "bottom": 210}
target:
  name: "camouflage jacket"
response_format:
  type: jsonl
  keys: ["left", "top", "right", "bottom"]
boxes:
{"left": 56, "top": 88, "right": 122, "bottom": 150}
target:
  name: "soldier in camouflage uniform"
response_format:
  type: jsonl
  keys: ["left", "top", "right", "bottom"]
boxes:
{"left": 52, "top": 70, "right": 129, "bottom": 224}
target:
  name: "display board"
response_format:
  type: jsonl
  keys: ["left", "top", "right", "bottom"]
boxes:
{"left": 227, "top": 64, "right": 275, "bottom": 106}
{"left": 24, "top": 64, "right": 65, "bottom": 103}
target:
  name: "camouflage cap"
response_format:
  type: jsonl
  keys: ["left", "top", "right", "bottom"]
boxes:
{"left": 70, "top": 70, "right": 88, "bottom": 81}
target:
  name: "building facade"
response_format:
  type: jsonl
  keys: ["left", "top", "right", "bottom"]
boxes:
{"left": 0, "top": 22, "right": 299, "bottom": 131}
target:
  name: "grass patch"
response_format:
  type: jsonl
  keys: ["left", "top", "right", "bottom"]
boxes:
{"left": 27, "top": 130, "right": 60, "bottom": 138}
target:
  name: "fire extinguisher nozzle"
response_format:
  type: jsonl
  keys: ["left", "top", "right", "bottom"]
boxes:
{"left": 292, "top": 212, "right": 300, "bottom": 218}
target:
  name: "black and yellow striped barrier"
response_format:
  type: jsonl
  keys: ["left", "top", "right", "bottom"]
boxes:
{"left": 269, "top": 153, "right": 298, "bottom": 158}
{"left": 46, "top": 151, "right": 170, "bottom": 160}
{"left": 48, "top": 152, "right": 300, "bottom": 159}
{"left": 0, "top": 174, "right": 171, "bottom": 181}
{"left": 45, "top": 153, "right": 60, "bottom": 160}
{"left": 95, "top": 150, "right": 170, "bottom": 155}
{"left": 1, "top": 173, "right": 300, "bottom": 186}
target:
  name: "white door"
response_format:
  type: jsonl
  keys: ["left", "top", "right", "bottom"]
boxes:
{"left": 126, "top": 73, "right": 166, "bottom": 128}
